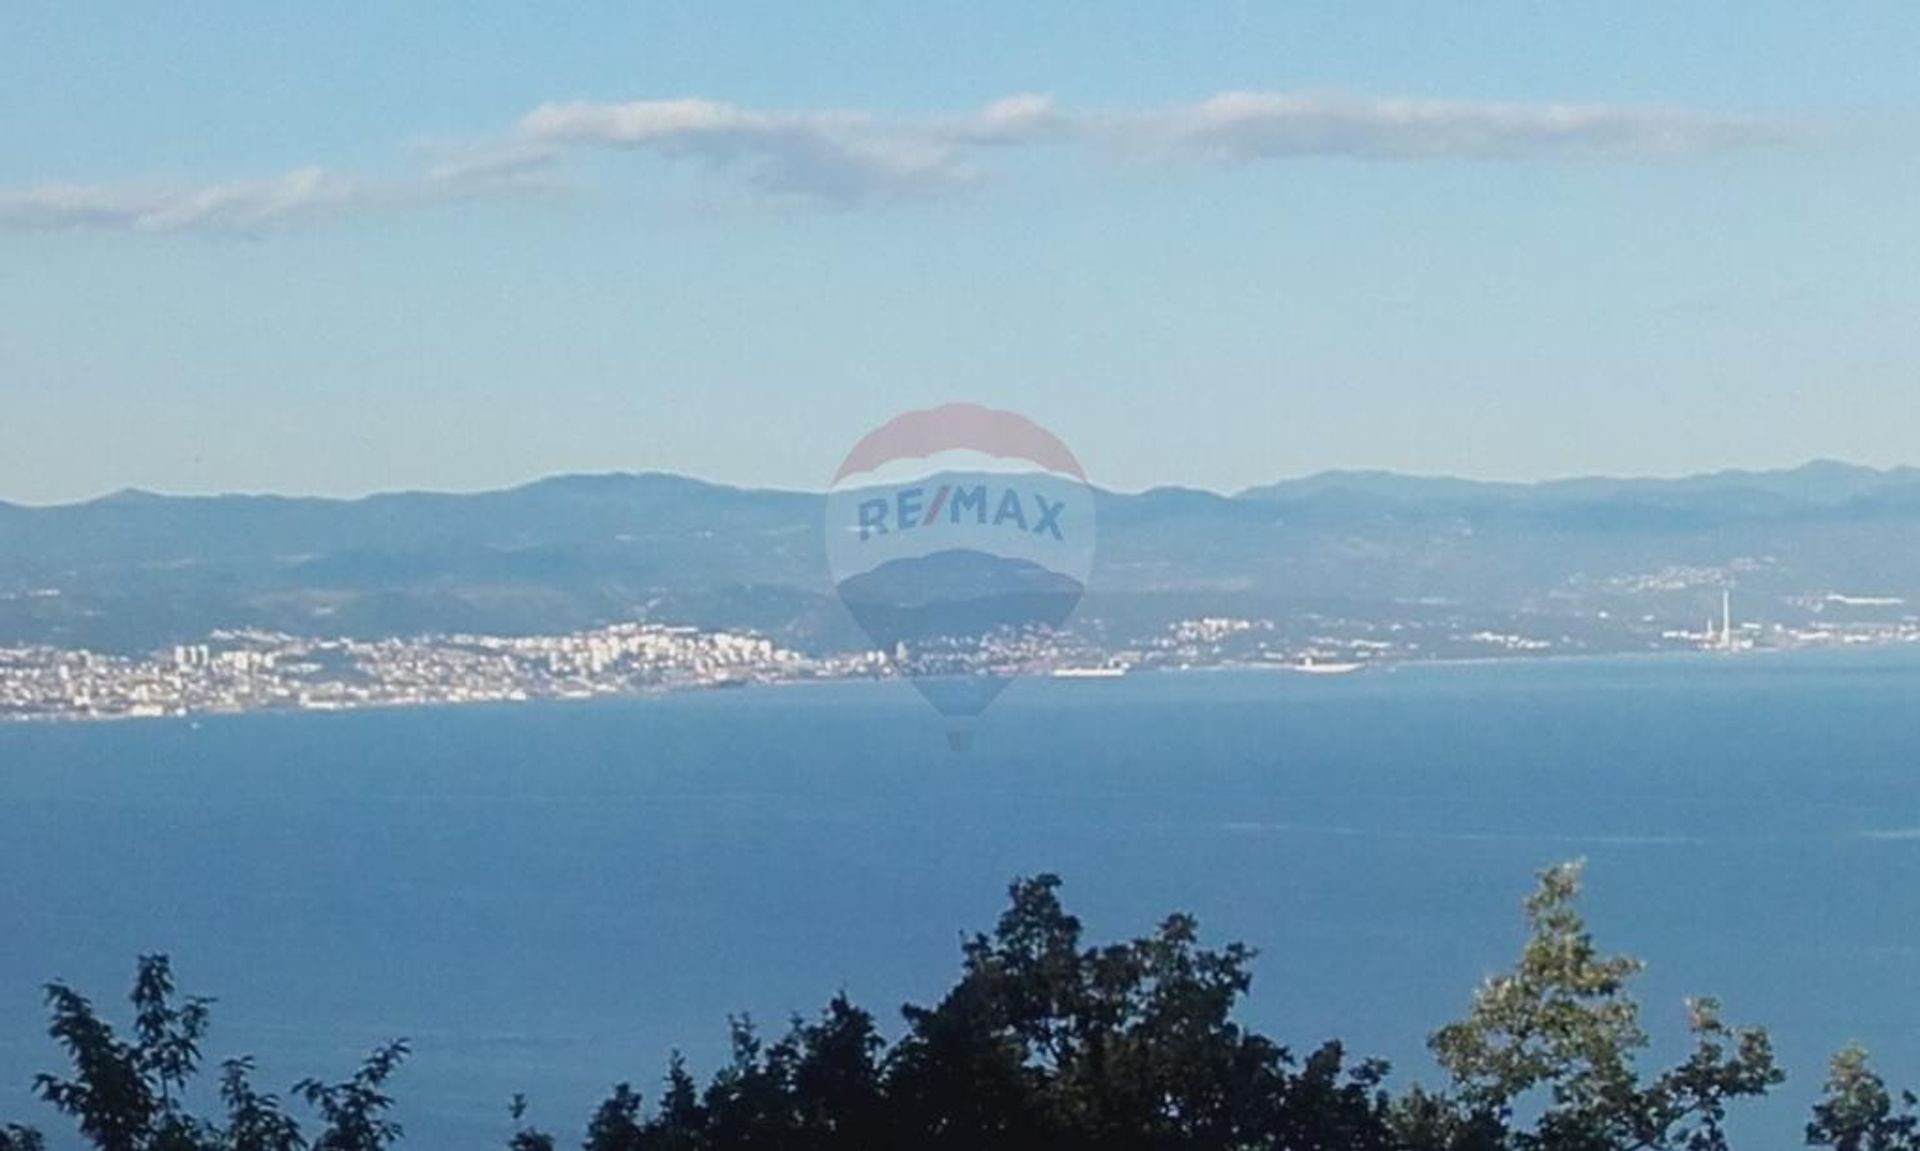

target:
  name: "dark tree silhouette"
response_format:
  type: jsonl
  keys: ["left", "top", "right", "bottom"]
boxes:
{"left": 565, "top": 873, "right": 1398, "bottom": 1151}
{"left": 506, "top": 1093, "right": 555, "bottom": 1151}
{"left": 2, "top": 865, "right": 1912, "bottom": 1151}
{"left": 218, "top": 1057, "right": 303, "bottom": 1151}
{"left": 33, "top": 955, "right": 212, "bottom": 1151}
{"left": 7, "top": 956, "right": 407, "bottom": 1151}
{"left": 295, "top": 1041, "right": 409, "bottom": 1151}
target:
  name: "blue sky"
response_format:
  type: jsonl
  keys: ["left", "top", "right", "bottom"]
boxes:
{"left": 2, "top": 3, "right": 1916, "bottom": 504}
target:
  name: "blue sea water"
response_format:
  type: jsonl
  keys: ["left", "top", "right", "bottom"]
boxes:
{"left": 3, "top": 650, "right": 1920, "bottom": 1148}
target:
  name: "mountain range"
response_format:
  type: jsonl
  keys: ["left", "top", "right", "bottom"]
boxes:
{"left": 3, "top": 461, "right": 1918, "bottom": 653}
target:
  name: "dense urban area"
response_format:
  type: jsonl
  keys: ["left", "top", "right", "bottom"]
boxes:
{"left": 1, "top": 593, "right": 1916, "bottom": 722}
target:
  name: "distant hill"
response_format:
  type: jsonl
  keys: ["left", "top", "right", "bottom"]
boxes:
{"left": 3, "top": 464, "right": 1919, "bottom": 652}
{"left": 1238, "top": 460, "right": 1920, "bottom": 514}
{"left": 836, "top": 550, "right": 1085, "bottom": 648}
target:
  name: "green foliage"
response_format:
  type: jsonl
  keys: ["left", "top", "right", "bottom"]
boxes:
{"left": 34, "top": 955, "right": 214, "bottom": 1151}
{"left": 1, "top": 865, "right": 1910, "bottom": 1151}
{"left": 1417, "top": 861, "right": 1782, "bottom": 1151}
{"left": 583, "top": 1083, "right": 645, "bottom": 1151}
{"left": 1808, "top": 1047, "right": 1920, "bottom": 1151}
{"left": 9, "top": 956, "right": 407, "bottom": 1151}
{"left": 506, "top": 1094, "right": 555, "bottom": 1151}
{"left": 294, "top": 1041, "right": 409, "bottom": 1151}
{"left": 218, "top": 1058, "right": 303, "bottom": 1151}
{"left": 0, "top": 1125, "right": 46, "bottom": 1151}
{"left": 575, "top": 873, "right": 1398, "bottom": 1151}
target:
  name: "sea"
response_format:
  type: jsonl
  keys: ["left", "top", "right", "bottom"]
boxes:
{"left": 3, "top": 649, "right": 1919, "bottom": 1148}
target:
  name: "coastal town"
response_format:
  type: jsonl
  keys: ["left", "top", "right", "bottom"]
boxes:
{"left": 1, "top": 599, "right": 1916, "bottom": 723}
{"left": 0, "top": 624, "right": 868, "bottom": 722}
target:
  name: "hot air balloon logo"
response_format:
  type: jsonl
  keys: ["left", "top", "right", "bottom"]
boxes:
{"left": 825, "top": 404, "right": 1097, "bottom": 749}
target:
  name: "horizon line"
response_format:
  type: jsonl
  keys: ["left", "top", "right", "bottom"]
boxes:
{"left": 2, "top": 457, "right": 1913, "bottom": 512}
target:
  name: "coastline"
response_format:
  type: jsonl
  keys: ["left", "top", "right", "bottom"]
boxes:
{"left": 5, "top": 636, "right": 1917, "bottom": 729}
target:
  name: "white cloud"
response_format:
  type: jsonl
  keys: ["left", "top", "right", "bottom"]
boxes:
{"left": 0, "top": 91, "right": 1808, "bottom": 234}
{"left": 0, "top": 146, "right": 556, "bottom": 236}
{"left": 953, "top": 93, "right": 1065, "bottom": 145}
{"left": 1139, "top": 92, "right": 1800, "bottom": 163}
{"left": 415, "top": 138, "right": 563, "bottom": 188}
{"left": 0, "top": 168, "right": 363, "bottom": 234}
{"left": 514, "top": 90, "right": 1801, "bottom": 203}
{"left": 516, "top": 97, "right": 993, "bottom": 203}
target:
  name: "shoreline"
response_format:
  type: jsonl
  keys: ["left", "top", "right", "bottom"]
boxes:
{"left": 5, "top": 638, "right": 1918, "bottom": 729}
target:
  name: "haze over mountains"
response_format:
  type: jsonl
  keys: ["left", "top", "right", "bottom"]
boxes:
{"left": 2, "top": 462, "right": 1918, "bottom": 654}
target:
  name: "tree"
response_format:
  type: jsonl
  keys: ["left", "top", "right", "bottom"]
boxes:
{"left": 506, "top": 1094, "right": 555, "bottom": 1151}
{"left": 1807, "top": 1047, "right": 1920, "bottom": 1151}
{"left": 787, "top": 996, "right": 885, "bottom": 1149}
{"left": 295, "top": 1041, "right": 409, "bottom": 1151}
{"left": 13, "top": 956, "right": 406, "bottom": 1151}
{"left": 885, "top": 874, "right": 1397, "bottom": 1150}
{"left": 582, "top": 1083, "right": 645, "bottom": 1151}
{"left": 33, "top": 955, "right": 212, "bottom": 1151}
{"left": 1417, "top": 860, "right": 1782, "bottom": 1151}
{"left": 218, "top": 1057, "right": 305, "bottom": 1151}
{"left": 0, "top": 1127, "right": 46, "bottom": 1151}
{"left": 13, "top": 865, "right": 1920, "bottom": 1151}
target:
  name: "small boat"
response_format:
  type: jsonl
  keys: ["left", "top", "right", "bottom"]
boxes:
{"left": 1291, "top": 656, "right": 1365, "bottom": 676}
{"left": 1050, "top": 666, "right": 1128, "bottom": 680}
